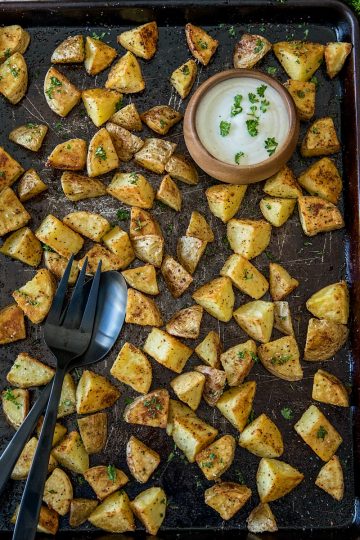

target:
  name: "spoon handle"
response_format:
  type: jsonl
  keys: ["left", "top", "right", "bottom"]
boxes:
{"left": 12, "top": 366, "right": 67, "bottom": 540}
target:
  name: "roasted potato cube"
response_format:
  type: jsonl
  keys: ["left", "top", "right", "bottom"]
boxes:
{"left": 105, "top": 123, "right": 144, "bottom": 161}
{"left": 172, "top": 414, "right": 218, "bottom": 462}
{"left": 315, "top": 455, "right": 344, "bottom": 500}
{"left": 110, "top": 102, "right": 142, "bottom": 131}
{"left": 260, "top": 197, "right": 296, "bottom": 227}
{"left": 0, "top": 304, "right": 25, "bottom": 345}
{"left": 233, "top": 34, "right": 271, "bottom": 69}
{"left": 206, "top": 184, "right": 247, "bottom": 222}
{"left": 170, "top": 371, "right": 205, "bottom": 411}
{"left": 11, "top": 436, "right": 57, "bottom": 480}
{"left": 17, "top": 169, "right": 47, "bottom": 202}
{"left": 111, "top": 342, "right": 152, "bottom": 394}
{"left": 264, "top": 165, "right": 302, "bottom": 198}
{"left": 205, "top": 482, "right": 252, "bottom": 520}
{"left": 166, "top": 305, "right": 203, "bottom": 339}
{"left": 227, "top": 218, "right": 271, "bottom": 259}
{"left": 143, "top": 328, "right": 192, "bottom": 374}
{"left": 61, "top": 171, "right": 106, "bottom": 201}
{"left": 220, "top": 339, "right": 257, "bottom": 386}
{"left": 306, "top": 281, "right": 349, "bottom": 324}
{"left": 0, "top": 52, "right": 28, "bottom": 104}
{"left": 220, "top": 254, "right": 269, "bottom": 299}
{"left": 256, "top": 458, "right": 304, "bottom": 502}
{"left": 161, "top": 255, "right": 193, "bottom": 298}
{"left": 125, "top": 288, "right": 163, "bottom": 326}
{"left": 298, "top": 157, "right": 342, "bottom": 204}
{"left": 131, "top": 487, "right": 166, "bottom": 536}
{"left": 0, "top": 146, "right": 24, "bottom": 191}
{"left": 298, "top": 196, "right": 344, "bottom": 236}
{"left": 0, "top": 25, "right": 30, "bottom": 63}
{"left": 82, "top": 88, "right": 122, "bottom": 127}
{"left": 193, "top": 276, "right": 234, "bottom": 322}
{"left": 84, "top": 465, "right": 129, "bottom": 500}
{"left": 51, "top": 34, "right": 85, "bottom": 63}
{"left": 46, "top": 138, "right": 86, "bottom": 170}
{"left": 294, "top": 404, "right": 342, "bottom": 461}
{"left": 7, "top": 352, "right": 54, "bottom": 387}
{"left": 84, "top": 36, "right": 117, "bottom": 76}
{"left": 304, "top": 318, "right": 348, "bottom": 361}
{"left": 258, "top": 335, "right": 302, "bottom": 381}
{"left": 2, "top": 388, "right": 29, "bottom": 429}
{"left": 141, "top": 105, "right": 182, "bottom": 135}
{"left": 166, "top": 398, "right": 197, "bottom": 436}
{"left": 44, "top": 66, "right": 80, "bottom": 116}
{"left": 325, "top": 42, "right": 352, "bottom": 79}
{"left": 63, "top": 211, "right": 110, "bottom": 242}
{"left": 301, "top": 117, "right": 340, "bottom": 157}
{"left": 273, "top": 41, "right": 324, "bottom": 81}
{"left": 0, "top": 227, "right": 41, "bottom": 267}
{"left": 52, "top": 431, "right": 89, "bottom": 473}
{"left": 135, "top": 138, "right": 177, "bottom": 174}
{"left": 106, "top": 51, "right": 145, "bottom": 93}
{"left": 196, "top": 434, "right": 236, "bottom": 480}
{"left": 269, "top": 262, "right": 298, "bottom": 301}
{"left": 239, "top": 413, "right": 284, "bottom": 458}
{"left": 170, "top": 59, "right": 197, "bottom": 99}
{"left": 88, "top": 491, "right": 135, "bottom": 533}
{"left": 156, "top": 174, "right": 182, "bottom": 211}
{"left": 118, "top": 21, "right": 158, "bottom": 60}
{"left": 36, "top": 417, "right": 67, "bottom": 447}
{"left": 164, "top": 154, "right": 198, "bottom": 185}
{"left": 87, "top": 127, "right": 119, "bottom": 177}
{"left": 9, "top": 124, "right": 48, "bottom": 152}
{"left": 11, "top": 504, "right": 58, "bottom": 535}
{"left": 132, "top": 234, "right": 164, "bottom": 267}
{"left": 43, "top": 468, "right": 73, "bottom": 516}
{"left": 44, "top": 251, "right": 79, "bottom": 285}
{"left": 312, "top": 369, "right": 349, "bottom": 407}
{"left": 102, "top": 226, "right": 135, "bottom": 269}
{"left": 273, "top": 301, "right": 294, "bottom": 336}
{"left": 247, "top": 502, "right": 278, "bottom": 533}
{"left": 195, "top": 365, "right": 226, "bottom": 406}
{"left": 185, "top": 23, "right": 218, "bottom": 66}
{"left": 69, "top": 499, "right": 98, "bottom": 527}
{"left": 77, "top": 412, "right": 108, "bottom": 454}
{"left": 195, "top": 331, "right": 221, "bottom": 368}
{"left": 124, "top": 388, "right": 169, "bottom": 428}
{"left": 36, "top": 214, "right": 84, "bottom": 258}
{"left": 186, "top": 211, "right": 214, "bottom": 242}
{"left": 76, "top": 370, "right": 120, "bottom": 414}
{"left": 233, "top": 300, "right": 274, "bottom": 343}
{"left": 108, "top": 172, "right": 153, "bottom": 208}
{"left": 177, "top": 236, "right": 207, "bottom": 275}
{"left": 216, "top": 381, "right": 256, "bottom": 432}
{"left": 0, "top": 187, "right": 30, "bottom": 236}
{"left": 129, "top": 206, "right": 162, "bottom": 239}
{"left": 122, "top": 264, "right": 158, "bottom": 295}
{"left": 126, "top": 436, "right": 160, "bottom": 483}
{"left": 58, "top": 373, "right": 77, "bottom": 418}
{"left": 12, "top": 268, "right": 55, "bottom": 324}
{"left": 283, "top": 80, "right": 316, "bottom": 121}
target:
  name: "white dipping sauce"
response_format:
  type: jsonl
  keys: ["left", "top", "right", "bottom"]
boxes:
{"left": 195, "top": 77, "right": 290, "bottom": 166}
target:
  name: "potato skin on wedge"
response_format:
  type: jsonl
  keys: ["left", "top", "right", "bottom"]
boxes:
{"left": 233, "top": 34, "right": 271, "bottom": 69}
{"left": 124, "top": 389, "right": 169, "bottom": 428}
{"left": 258, "top": 335, "right": 303, "bottom": 381}
{"left": 304, "top": 318, "right": 348, "bottom": 361}
{"left": 118, "top": 22, "right": 158, "bottom": 60}
{"left": 205, "top": 482, "right": 252, "bottom": 520}
{"left": 185, "top": 23, "right": 218, "bottom": 66}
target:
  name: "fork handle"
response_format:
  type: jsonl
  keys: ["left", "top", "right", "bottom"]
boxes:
{"left": 12, "top": 366, "right": 67, "bottom": 540}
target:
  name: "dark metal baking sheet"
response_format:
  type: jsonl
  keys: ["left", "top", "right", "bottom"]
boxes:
{"left": 0, "top": 1, "right": 359, "bottom": 537}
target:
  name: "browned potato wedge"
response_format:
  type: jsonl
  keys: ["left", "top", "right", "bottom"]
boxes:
{"left": 301, "top": 117, "right": 340, "bottom": 157}
{"left": 105, "top": 123, "right": 143, "bottom": 161}
{"left": 269, "top": 262, "right": 298, "bottom": 301}
{"left": 44, "top": 252, "right": 79, "bottom": 285}
{"left": 84, "top": 36, "right": 117, "bottom": 76}
{"left": 273, "top": 301, "right": 294, "bottom": 336}
{"left": 2, "top": 388, "right": 29, "bottom": 429}
{"left": 36, "top": 214, "right": 84, "bottom": 258}
{"left": 258, "top": 335, "right": 303, "bottom": 381}
{"left": 273, "top": 41, "right": 324, "bottom": 81}
{"left": 69, "top": 499, "right": 98, "bottom": 528}
{"left": 46, "top": 139, "right": 86, "bottom": 170}
{"left": 52, "top": 431, "right": 89, "bottom": 474}
{"left": 264, "top": 165, "right": 302, "bottom": 198}
{"left": 220, "top": 254, "right": 269, "bottom": 299}
{"left": 133, "top": 234, "right": 165, "bottom": 267}
{"left": 0, "top": 187, "right": 30, "bottom": 236}
{"left": 186, "top": 211, "right": 214, "bottom": 242}
{"left": 12, "top": 268, "right": 55, "bottom": 324}
{"left": 233, "top": 300, "right": 274, "bottom": 343}
{"left": 125, "top": 288, "right": 163, "bottom": 326}
{"left": 325, "top": 42, "right": 352, "bottom": 79}
{"left": 260, "top": 197, "right": 296, "bottom": 227}
{"left": 11, "top": 436, "right": 57, "bottom": 480}
{"left": 36, "top": 417, "right": 67, "bottom": 447}
{"left": 0, "top": 53, "right": 28, "bottom": 104}
{"left": 124, "top": 388, "right": 169, "bottom": 428}
{"left": 51, "top": 35, "right": 85, "bottom": 63}
{"left": 0, "top": 146, "right": 24, "bottom": 191}
{"left": 0, "top": 304, "right": 26, "bottom": 345}
{"left": 165, "top": 153, "right": 198, "bottom": 185}
{"left": 0, "top": 25, "right": 30, "bottom": 63}
{"left": 63, "top": 211, "right": 110, "bottom": 242}
{"left": 312, "top": 369, "right": 349, "bottom": 407}
{"left": 7, "top": 352, "right": 54, "bottom": 387}
{"left": 205, "top": 482, "right": 251, "bottom": 520}
{"left": 166, "top": 398, "right": 197, "bottom": 436}
{"left": 129, "top": 206, "right": 162, "bottom": 239}
{"left": 161, "top": 255, "right": 193, "bottom": 298}
{"left": 82, "top": 88, "right": 122, "bottom": 127}
{"left": 193, "top": 276, "right": 234, "bottom": 322}
{"left": 106, "top": 51, "right": 145, "bottom": 93}
{"left": 11, "top": 504, "right": 59, "bottom": 535}
{"left": 110, "top": 102, "right": 142, "bottom": 131}
{"left": 107, "top": 172, "right": 153, "bottom": 208}
{"left": 283, "top": 80, "right": 316, "bottom": 121}
{"left": 44, "top": 66, "right": 80, "bottom": 116}
{"left": 196, "top": 435, "right": 236, "bottom": 480}
{"left": 216, "top": 381, "right": 256, "bottom": 432}
{"left": 111, "top": 342, "right": 152, "bottom": 394}
{"left": 220, "top": 339, "right": 257, "bottom": 387}
{"left": 17, "top": 169, "right": 47, "bottom": 202}
{"left": 170, "top": 371, "right": 205, "bottom": 411}
{"left": 206, "top": 184, "right": 247, "bottom": 222}
{"left": 170, "top": 59, "right": 197, "bottom": 99}
{"left": 58, "top": 374, "right": 76, "bottom": 418}
{"left": 122, "top": 264, "right": 158, "bottom": 295}
{"left": 315, "top": 455, "right": 344, "bottom": 500}
{"left": 84, "top": 465, "right": 129, "bottom": 500}
{"left": 247, "top": 502, "right": 278, "bottom": 533}
{"left": 233, "top": 34, "right": 271, "bottom": 69}
{"left": 239, "top": 413, "right": 284, "bottom": 458}
{"left": 195, "top": 365, "right": 226, "bottom": 406}
{"left": 306, "top": 281, "right": 349, "bottom": 324}
{"left": 172, "top": 413, "right": 218, "bottom": 462}
{"left": 102, "top": 226, "right": 135, "bottom": 269}
{"left": 304, "top": 318, "right": 348, "bottom": 361}
{"left": 87, "top": 127, "right": 119, "bottom": 177}
{"left": 141, "top": 105, "right": 182, "bottom": 135}
{"left": 9, "top": 124, "right": 48, "bottom": 152}
{"left": 118, "top": 22, "right": 158, "bottom": 60}
{"left": 135, "top": 138, "right": 177, "bottom": 174}
{"left": 88, "top": 490, "right": 135, "bottom": 533}
{"left": 61, "top": 171, "right": 106, "bottom": 201}
{"left": 43, "top": 468, "right": 73, "bottom": 516}
{"left": 131, "top": 487, "right": 166, "bottom": 536}
{"left": 0, "top": 226, "right": 42, "bottom": 267}
{"left": 298, "top": 157, "right": 342, "bottom": 204}
{"left": 76, "top": 370, "right": 120, "bottom": 414}
{"left": 126, "top": 436, "right": 160, "bottom": 483}
{"left": 166, "top": 305, "right": 203, "bottom": 339}
{"left": 177, "top": 236, "right": 207, "bottom": 275}
{"left": 256, "top": 458, "right": 304, "bottom": 502}
{"left": 144, "top": 328, "right": 192, "bottom": 374}
{"left": 185, "top": 23, "right": 218, "bottom": 66}
{"left": 227, "top": 218, "right": 271, "bottom": 259}
{"left": 298, "top": 196, "right": 344, "bottom": 236}
{"left": 156, "top": 174, "right": 182, "bottom": 211}
{"left": 195, "top": 331, "right": 221, "bottom": 368}
{"left": 77, "top": 412, "right": 108, "bottom": 454}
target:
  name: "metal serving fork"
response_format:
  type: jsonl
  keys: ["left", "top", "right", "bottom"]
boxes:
{"left": 12, "top": 256, "right": 102, "bottom": 540}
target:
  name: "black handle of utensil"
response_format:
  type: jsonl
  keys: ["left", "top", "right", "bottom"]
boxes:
{"left": 12, "top": 366, "right": 67, "bottom": 540}
{"left": 0, "top": 382, "right": 51, "bottom": 496}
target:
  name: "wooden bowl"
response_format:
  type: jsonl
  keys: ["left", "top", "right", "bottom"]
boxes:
{"left": 183, "top": 69, "right": 300, "bottom": 185}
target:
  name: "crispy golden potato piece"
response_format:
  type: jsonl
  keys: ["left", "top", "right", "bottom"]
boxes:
{"left": 195, "top": 331, "right": 221, "bottom": 369}
{"left": 205, "top": 482, "right": 251, "bottom": 520}
{"left": 216, "top": 381, "right": 256, "bottom": 432}
{"left": 105, "top": 122, "right": 143, "bottom": 161}
{"left": 122, "top": 264, "right": 158, "bottom": 295}
{"left": 69, "top": 499, "right": 98, "bottom": 528}
{"left": 77, "top": 412, "right": 108, "bottom": 454}
{"left": 126, "top": 436, "right": 160, "bottom": 483}
{"left": 301, "top": 117, "right": 340, "bottom": 157}
{"left": 7, "top": 352, "right": 54, "bottom": 387}
{"left": 0, "top": 53, "right": 27, "bottom": 104}
{"left": 0, "top": 146, "right": 24, "bottom": 191}
{"left": 195, "top": 365, "right": 226, "bottom": 406}
{"left": 134, "top": 235, "right": 165, "bottom": 267}
{"left": 76, "top": 370, "right": 120, "bottom": 414}
{"left": 129, "top": 206, "right": 162, "bottom": 239}
{"left": 125, "top": 288, "right": 163, "bottom": 326}
{"left": 0, "top": 25, "right": 30, "bottom": 63}
{"left": 315, "top": 455, "right": 344, "bottom": 500}
{"left": 274, "top": 301, "right": 294, "bottom": 336}
{"left": 0, "top": 304, "right": 25, "bottom": 345}
{"left": 106, "top": 51, "right": 145, "bottom": 93}
{"left": 36, "top": 214, "right": 84, "bottom": 258}
{"left": 240, "top": 413, "right": 284, "bottom": 458}
{"left": 233, "top": 300, "right": 274, "bottom": 343}
{"left": 156, "top": 174, "right": 182, "bottom": 211}
{"left": 135, "top": 138, "right": 177, "bottom": 174}
{"left": 185, "top": 23, "right": 218, "bottom": 66}
{"left": 12, "top": 268, "right": 55, "bottom": 324}
{"left": 0, "top": 187, "right": 30, "bottom": 236}
{"left": 170, "top": 59, "right": 197, "bottom": 99}
{"left": 58, "top": 373, "right": 76, "bottom": 418}
{"left": 196, "top": 435, "right": 236, "bottom": 480}
{"left": 294, "top": 404, "right": 342, "bottom": 461}
{"left": 87, "top": 127, "right": 119, "bottom": 177}
{"left": 260, "top": 197, "right": 296, "bottom": 227}
{"left": 17, "top": 169, "right": 47, "bottom": 202}
{"left": 306, "top": 281, "right": 349, "bottom": 324}
{"left": 269, "top": 262, "right": 299, "bottom": 301}
{"left": 206, "top": 184, "right": 247, "bottom": 222}
{"left": 84, "top": 465, "right": 129, "bottom": 500}
{"left": 193, "top": 276, "right": 234, "bottom": 322}
{"left": 256, "top": 458, "right": 304, "bottom": 502}
{"left": 264, "top": 165, "right": 302, "bottom": 198}
{"left": 220, "top": 339, "right": 257, "bottom": 387}
{"left": 118, "top": 22, "right": 158, "bottom": 59}
{"left": 273, "top": 41, "right": 324, "bottom": 81}
{"left": 11, "top": 436, "right": 57, "bottom": 480}
{"left": 44, "top": 251, "right": 79, "bottom": 285}
{"left": 85, "top": 36, "right": 117, "bottom": 76}
{"left": 186, "top": 211, "right": 214, "bottom": 242}
{"left": 166, "top": 398, "right": 197, "bottom": 436}
{"left": 165, "top": 154, "right": 199, "bottom": 185}
{"left": 102, "top": 226, "right": 135, "bottom": 269}
{"left": 88, "top": 491, "right": 135, "bottom": 533}
{"left": 170, "top": 371, "right": 205, "bottom": 411}
{"left": 111, "top": 342, "right": 152, "bottom": 394}
{"left": 43, "top": 468, "right": 73, "bottom": 516}
{"left": 177, "top": 236, "right": 207, "bottom": 275}
{"left": 141, "top": 106, "right": 182, "bottom": 136}
{"left": 108, "top": 172, "right": 153, "bottom": 208}
{"left": 304, "top": 318, "right": 348, "bottom": 361}
{"left": 298, "top": 196, "right": 344, "bottom": 236}
{"left": 172, "top": 414, "right": 218, "bottom": 462}
{"left": 233, "top": 34, "right": 271, "bottom": 69}
{"left": 283, "top": 80, "right": 316, "bottom": 121}
{"left": 221, "top": 254, "right": 269, "bottom": 299}
{"left": 0, "top": 227, "right": 41, "bottom": 267}
{"left": 11, "top": 505, "right": 59, "bottom": 536}
{"left": 325, "top": 42, "right": 352, "bottom": 79}
{"left": 44, "top": 66, "right": 80, "bottom": 116}
{"left": 131, "top": 487, "right": 166, "bottom": 536}
{"left": 46, "top": 139, "right": 86, "bottom": 170}
{"left": 110, "top": 102, "right": 142, "bottom": 131}
{"left": 51, "top": 35, "right": 85, "bottom": 63}
{"left": 312, "top": 369, "right": 349, "bottom": 407}
{"left": 161, "top": 255, "right": 193, "bottom": 298}
{"left": 124, "top": 388, "right": 169, "bottom": 428}
{"left": 82, "top": 88, "right": 122, "bottom": 127}
{"left": 52, "top": 431, "right": 89, "bottom": 474}
{"left": 63, "top": 211, "right": 110, "bottom": 242}
{"left": 166, "top": 305, "right": 203, "bottom": 339}
{"left": 9, "top": 124, "right": 48, "bottom": 152}
{"left": 247, "top": 502, "right": 278, "bottom": 533}
{"left": 61, "top": 171, "right": 106, "bottom": 201}
{"left": 144, "top": 328, "right": 192, "bottom": 374}
{"left": 258, "top": 335, "right": 302, "bottom": 381}
{"left": 2, "top": 388, "right": 29, "bottom": 429}
{"left": 298, "top": 157, "right": 342, "bottom": 204}
{"left": 36, "top": 417, "right": 67, "bottom": 447}
{"left": 227, "top": 218, "right": 271, "bottom": 259}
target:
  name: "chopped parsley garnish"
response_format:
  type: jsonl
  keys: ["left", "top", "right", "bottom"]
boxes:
{"left": 222, "top": 235, "right": 230, "bottom": 247}
{"left": 198, "top": 39, "right": 208, "bottom": 50}
{"left": 311, "top": 127, "right": 320, "bottom": 134}
{"left": 266, "top": 66, "right": 277, "bottom": 75}
{"left": 4, "top": 48, "right": 11, "bottom": 59}
{"left": 115, "top": 98, "right": 124, "bottom": 111}
{"left": 26, "top": 123, "right": 37, "bottom": 129}
{"left": 219, "top": 120, "right": 231, "bottom": 136}
{"left": 160, "top": 119, "right": 167, "bottom": 128}
{"left": 235, "top": 151, "right": 245, "bottom": 164}
{"left": 254, "top": 38, "right": 264, "bottom": 54}
{"left": 63, "top": 399, "right": 73, "bottom": 407}
{"left": 238, "top": 350, "right": 246, "bottom": 359}
{"left": 167, "top": 451, "right": 175, "bottom": 463}
{"left": 250, "top": 352, "right": 259, "bottom": 363}
{"left": 266, "top": 203, "right": 272, "bottom": 210}
{"left": 7, "top": 61, "right": 20, "bottom": 78}
{"left": 235, "top": 470, "right": 245, "bottom": 484}
{"left": 310, "top": 75, "right": 319, "bottom": 87}
{"left": 248, "top": 92, "right": 259, "bottom": 104}
{"left": 264, "top": 137, "right": 278, "bottom": 156}
{"left": 257, "top": 84, "right": 267, "bottom": 97}
{"left": 124, "top": 396, "right": 134, "bottom": 405}
{"left": 167, "top": 223, "right": 174, "bottom": 233}
{"left": 247, "top": 409, "right": 255, "bottom": 424}
{"left": 144, "top": 396, "right": 163, "bottom": 418}
{"left": 3, "top": 389, "right": 20, "bottom": 409}
{"left": 42, "top": 243, "right": 54, "bottom": 252}
{"left": 77, "top": 475, "right": 85, "bottom": 485}
{"left": 181, "top": 64, "right": 190, "bottom": 76}
{"left": 230, "top": 94, "right": 243, "bottom": 116}
{"left": 134, "top": 219, "right": 145, "bottom": 231}
{"left": 281, "top": 407, "right": 294, "bottom": 420}
{"left": 117, "top": 209, "right": 130, "bottom": 221}
{"left": 260, "top": 99, "right": 270, "bottom": 113}
{"left": 66, "top": 144, "right": 72, "bottom": 150}
{"left": 45, "top": 76, "right": 62, "bottom": 99}
{"left": 270, "top": 354, "right": 292, "bottom": 365}
{"left": 228, "top": 26, "right": 236, "bottom": 38}
{"left": 95, "top": 145, "right": 107, "bottom": 160}
{"left": 0, "top": 171, "right": 4, "bottom": 177}
{"left": 107, "top": 464, "right": 117, "bottom": 482}
{"left": 129, "top": 172, "right": 138, "bottom": 184}
{"left": 246, "top": 118, "right": 259, "bottom": 137}
{"left": 296, "top": 89, "right": 306, "bottom": 99}
{"left": 317, "top": 425, "right": 328, "bottom": 439}
{"left": 91, "top": 31, "right": 106, "bottom": 40}
{"left": 243, "top": 269, "right": 253, "bottom": 280}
